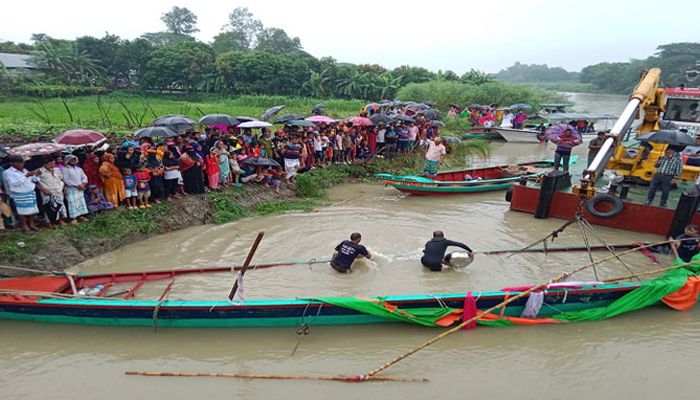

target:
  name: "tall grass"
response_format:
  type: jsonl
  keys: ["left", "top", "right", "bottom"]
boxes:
{"left": 396, "top": 81, "right": 542, "bottom": 111}
{"left": 0, "top": 93, "right": 366, "bottom": 136}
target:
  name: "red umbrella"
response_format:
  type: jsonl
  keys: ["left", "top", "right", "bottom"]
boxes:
{"left": 54, "top": 130, "right": 106, "bottom": 147}
{"left": 349, "top": 116, "right": 374, "bottom": 127}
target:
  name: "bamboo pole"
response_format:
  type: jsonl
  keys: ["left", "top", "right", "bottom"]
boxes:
{"left": 362, "top": 239, "right": 682, "bottom": 379}
{"left": 604, "top": 259, "right": 700, "bottom": 283}
{"left": 125, "top": 371, "right": 427, "bottom": 383}
{"left": 228, "top": 232, "right": 264, "bottom": 301}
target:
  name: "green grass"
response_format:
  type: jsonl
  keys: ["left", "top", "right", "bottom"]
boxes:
{"left": 296, "top": 164, "right": 368, "bottom": 198}
{"left": 206, "top": 190, "right": 249, "bottom": 224}
{"left": 252, "top": 199, "right": 318, "bottom": 215}
{"left": 0, "top": 92, "right": 366, "bottom": 136}
{"left": 0, "top": 233, "right": 43, "bottom": 262}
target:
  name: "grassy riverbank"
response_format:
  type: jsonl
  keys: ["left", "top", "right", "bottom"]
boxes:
{"left": 0, "top": 93, "right": 366, "bottom": 138}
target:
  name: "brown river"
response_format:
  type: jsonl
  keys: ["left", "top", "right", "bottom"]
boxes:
{"left": 3, "top": 94, "right": 700, "bottom": 399}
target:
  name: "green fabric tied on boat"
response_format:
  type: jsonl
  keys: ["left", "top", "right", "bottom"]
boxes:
{"left": 552, "top": 256, "right": 700, "bottom": 323}
{"left": 312, "top": 297, "right": 459, "bottom": 327}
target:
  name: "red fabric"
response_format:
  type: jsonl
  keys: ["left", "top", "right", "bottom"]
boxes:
{"left": 205, "top": 155, "right": 220, "bottom": 175}
{"left": 82, "top": 155, "right": 102, "bottom": 188}
{"left": 462, "top": 292, "right": 477, "bottom": 330}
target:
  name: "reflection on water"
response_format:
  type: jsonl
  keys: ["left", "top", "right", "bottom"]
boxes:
{"left": 4, "top": 93, "right": 699, "bottom": 399}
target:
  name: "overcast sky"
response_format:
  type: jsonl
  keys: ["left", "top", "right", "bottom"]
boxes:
{"left": 3, "top": 0, "right": 698, "bottom": 73}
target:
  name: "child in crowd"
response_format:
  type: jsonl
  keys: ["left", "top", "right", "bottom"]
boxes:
{"left": 134, "top": 165, "right": 152, "bottom": 209}
{"left": 85, "top": 185, "right": 114, "bottom": 213}
{"left": 122, "top": 167, "right": 137, "bottom": 210}
{"left": 674, "top": 224, "right": 700, "bottom": 262}
{"left": 205, "top": 148, "right": 220, "bottom": 190}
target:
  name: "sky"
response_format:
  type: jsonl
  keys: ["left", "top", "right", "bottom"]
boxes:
{"left": 3, "top": 0, "right": 699, "bottom": 74}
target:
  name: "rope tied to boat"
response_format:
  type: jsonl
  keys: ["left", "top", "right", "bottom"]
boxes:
{"left": 292, "top": 301, "right": 324, "bottom": 355}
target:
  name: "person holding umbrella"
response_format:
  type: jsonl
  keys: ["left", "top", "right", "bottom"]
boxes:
{"left": 37, "top": 157, "right": 67, "bottom": 228}
{"left": 646, "top": 147, "right": 683, "bottom": 207}
{"left": 547, "top": 127, "right": 582, "bottom": 173}
{"left": 2, "top": 155, "right": 41, "bottom": 232}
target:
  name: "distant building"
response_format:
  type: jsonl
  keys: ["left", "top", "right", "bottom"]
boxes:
{"left": 0, "top": 52, "right": 42, "bottom": 77}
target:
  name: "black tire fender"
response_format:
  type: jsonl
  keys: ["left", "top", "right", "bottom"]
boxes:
{"left": 585, "top": 194, "right": 624, "bottom": 219}
{"left": 505, "top": 186, "right": 514, "bottom": 202}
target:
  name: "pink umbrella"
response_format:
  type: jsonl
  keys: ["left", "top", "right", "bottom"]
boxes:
{"left": 54, "top": 129, "right": 107, "bottom": 147}
{"left": 305, "top": 115, "right": 336, "bottom": 123}
{"left": 349, "top": 116, "right": 374, "bottom": 127}
{"left": 9, "top": 142, "right": 68, "bottom": 157}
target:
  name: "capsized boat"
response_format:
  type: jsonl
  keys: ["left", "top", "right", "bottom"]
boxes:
{"left": 460, "top": 131, "right": 502, "bottom": 140}
{"left": 494, "top": 127, "right": 544, "bottom": 143}
{"left": 376, "top": 157, "right": 577, "bottom": 195}
{"left": 1, "top": 255, "right": 698, "bottom": 328}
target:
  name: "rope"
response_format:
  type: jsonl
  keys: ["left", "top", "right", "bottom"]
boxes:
{"left": 580, "top": 217, "right": 641, "bottom": 282}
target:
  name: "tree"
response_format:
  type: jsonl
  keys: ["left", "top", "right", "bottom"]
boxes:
{"left": 75, "top": 34, "right": 122, "bottom": 85}
{"left": 304, "top": 69, "right": 331, "bottom": 98}
{"left": 255, "top": 28, "right": 302, "bottom": 54}
{"left": 223, "top": 7, "right": 263, "bottom": 49}
{"left": 211, "top": 31, "right": 250, "bottom": 54}
{"left": 460, "top": 69, "right": 494, "bottom": 85}
{"left": 141, "top": 31, "right": 194, "bottom": 46}
{"left": 140, "top": 41, "right": 215, "bottom": 91}
{"left": 495, "top": 62, "right": 577, "bottom": 83}
{"left": 0, "top": 40, "right": 32, "bottom": 54}
{"left": 161, "top": 6, "right": 199, "bottom": 36}
{"left": 391, "top": 65, "right": 435, "bottom": 85}
{"left": 114, "top": 38, "right": 153, "bottom": 84}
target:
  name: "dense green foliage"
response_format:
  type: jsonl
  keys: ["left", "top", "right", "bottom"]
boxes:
{"left": 396, "top": 81, "right": 542, "bottom": 110}
{"left": 495, "top": 62, "right": 578, "bottom": 84}
{"left": 296, "top": 164, "right": 367, "bottom": 198}
{"left": 494, "top": 43, "right": 700, "bottom": 94}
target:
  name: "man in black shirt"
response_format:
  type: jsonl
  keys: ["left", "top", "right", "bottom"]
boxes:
{"left": 330, "top": 232, "right": 372, "bottom": 273}
{"left": 421, "top": 230, "right": 473, "bottom": 272}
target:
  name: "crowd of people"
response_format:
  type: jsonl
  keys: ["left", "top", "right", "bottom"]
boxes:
{"left": 0, "top": 109, "right": 445, "bottom": 233}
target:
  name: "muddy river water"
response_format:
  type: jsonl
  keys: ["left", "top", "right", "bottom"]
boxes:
{"left": 3, "top": 94, "right": 699, "bottom": 399}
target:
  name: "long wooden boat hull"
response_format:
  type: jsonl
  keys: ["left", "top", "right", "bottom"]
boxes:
{"left": 0, "top": 281, "right": 639, "bottom": 327}
{"left": 377, "top": 157, "right": 577, "bottom": 196}
{"left": 495, "top": 128, "right": 543, "bottom": 143}
{"left": 460, "top": 132, "right": 502, "bottom": 140}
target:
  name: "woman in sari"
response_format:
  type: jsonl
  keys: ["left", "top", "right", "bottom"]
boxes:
{"left": 99, "top": 153, "right": 125, "bottom": 206}
{"left": 180, "top": 145, "right": 205, "bottom": 194}
{"left": 82, "top": 154, "right": 103, "bottom": 188}
{"left": 162, "top": 151, "right": 181, "bottom": 199}
{"left": 145, "top": 149, "right": 166, "bottom": 204}
{"left": 215, "top": 140, "right": 231, "bottom": 186}
{"left": 62, "top": 155, "right": 89, "bottom": 226}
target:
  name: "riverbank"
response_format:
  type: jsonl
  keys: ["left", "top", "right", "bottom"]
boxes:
{"left": 0, "top": 164, "right": 369, "bottom": 276}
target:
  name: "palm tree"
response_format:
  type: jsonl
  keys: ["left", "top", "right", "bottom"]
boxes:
{"left": 63, "top": 47, "right": 105, "bottom": 85}
{"left": 377, "top": 72, "right": 402, "bottom": 99}
{"left": 336, "top": 69, "right": 365, "bottom": 99}
{"left": 305, "top": 69, "right": 330, "bottom": 98}
{"left": 30, "top": 42, "right": 67, "bottom": 76}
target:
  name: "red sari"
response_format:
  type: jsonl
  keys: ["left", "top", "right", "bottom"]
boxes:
{"left": 82, "top": 155, "right": 103, "bottom": 188}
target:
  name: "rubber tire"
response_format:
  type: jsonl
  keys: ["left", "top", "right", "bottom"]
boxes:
{"left": 505, "top": 186, "right": 514, "bottom": 202}
{"left": 585, "top": 194, "right": 624, "bottom": 219}
{"left": 536, "top": 132, "right": 546, "bottom": 142}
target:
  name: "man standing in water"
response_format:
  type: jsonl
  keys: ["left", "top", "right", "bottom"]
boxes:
{"left": 330, "top": 232, "right": 372, "bottom": 273}
{"left": 421, "top": 231, "right": 473, "bottom": 272}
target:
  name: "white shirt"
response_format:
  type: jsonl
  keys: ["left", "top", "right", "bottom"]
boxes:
{"left": 501, "top": 113, "right": 514, "bottom": 127}
{"left": 38, "top": 167, "right": 64, "bottom": 194}
{"left": 313, "top": 137, "right": 323, "bottom": 152}
{"left": 377, "top": 129, "right": 386, "bottom": 143}
{"left": 3, "top": 167, "right": 37, "bottom": 194}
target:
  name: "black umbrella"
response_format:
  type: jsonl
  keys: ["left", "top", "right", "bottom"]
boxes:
{"left": 407, "top": 103, "right": 430, "bottom": 110}
{"left": 134, "top": 126, "right": 179, "bottom": 138}
{"left": 637, "top": 130, "right": 696, "bottom": 146}
{"left": 369, "top": 114, "right": 393, "bottom": 125}
{"left": 392, "top": 114, "right": 415, "bottom": 123}
{"left": 430, "top": 120, "right": 446, "bottom": 128}
{"left": 468, "top": 104, "right": 481, "bottom": 109}
{"left": 0, "top": 147, "right": 8, "bottom": 159}
{"left": 285, "top": 120, "right": 316, "bottom": 128}
{"left": 198, "top": 114, "right": 239, "bottom": 126}
{"left": 510, "top": 103, "right": 532, "bottom": 110}
{"left": 423, "top": 100, "right": 437, "bottom": 106}
{"left": 379, "top": 99, "right": 393, "bottom": 105}
{"left": 261, "top": 106, "right": 285, "bottom": 122}
{"left": 418, "top": 109, "right": 442, "bottom": 120}
{"left": 312, "top": 103, "right": 325, "bottom": 115}
{"left": 273, "top": 113, "right": 304, "bottom": 124}
{"left": 448, "top": 103, "right": 461, "bottom": 109}
{"left": 242, "top": 157, "right": 282, "bottom": 168}
{"left": 392, "top": 101, "right": 405, "bottom": 107}
{"left": 153, "top": 115, "right": 196, "bottom": 132}
{"left": 235, "top": 116, "right": 256, "bottom": 122}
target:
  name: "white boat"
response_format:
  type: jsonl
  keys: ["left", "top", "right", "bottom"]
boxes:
{"left": 495, "top": 128, "right": 543, "bottom": 143}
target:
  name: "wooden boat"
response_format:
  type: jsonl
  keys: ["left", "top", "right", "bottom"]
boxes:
{"left": 376, "top": 156, "right": 577, "bottom": 195}
{"left": 0, "top": 265, "right": 647, "bottom": 328}
{"left": 495, "top": 128, "right": 544, "bottom": 143}
{"left": 460, "top": 131, "right": 502, "bottom": 140}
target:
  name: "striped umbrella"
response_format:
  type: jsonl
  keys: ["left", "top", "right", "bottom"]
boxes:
{"left": 8, "top": 143, "right": 67, "bottom": 157}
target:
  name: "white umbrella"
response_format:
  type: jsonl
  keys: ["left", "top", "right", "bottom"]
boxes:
{"left": 237, "top": 120, "right": 273, "bottom": 129}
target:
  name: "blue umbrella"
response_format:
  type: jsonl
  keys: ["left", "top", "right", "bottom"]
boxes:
{"left": 545, "top": 123, "right": 580, "bottom": 142}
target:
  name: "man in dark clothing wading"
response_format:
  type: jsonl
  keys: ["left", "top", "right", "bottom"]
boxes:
{"left": 330, "top": 232, "right": 372, "bottom": 273}
{"left": 421, "top": 230, "right": 473, "bottom": 272}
